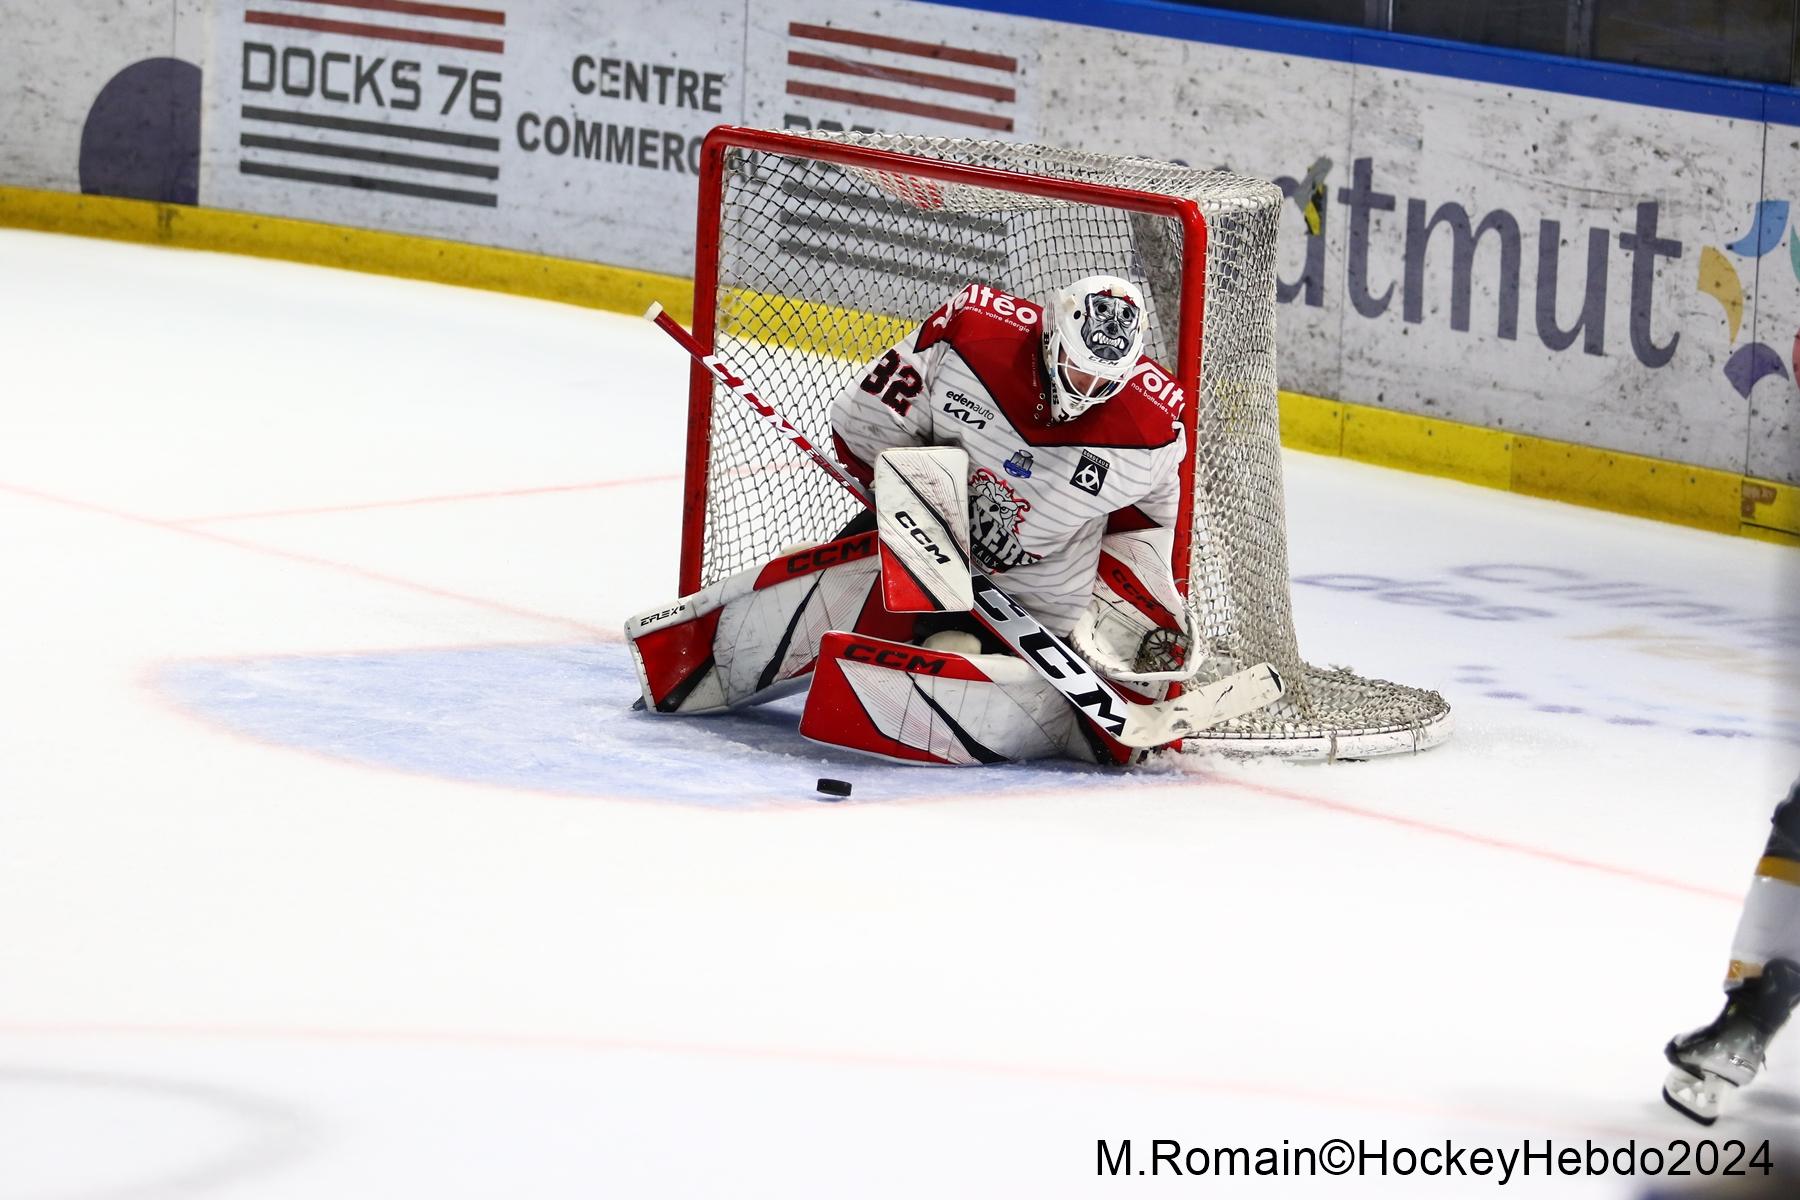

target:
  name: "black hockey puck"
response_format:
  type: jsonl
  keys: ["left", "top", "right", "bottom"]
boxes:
{"left": 816, "top": 778, "right": 853, "bottom": 799}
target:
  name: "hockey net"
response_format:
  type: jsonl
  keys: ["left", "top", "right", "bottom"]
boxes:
{"left": 680, "top": 126, "right": 1450, "bottom": 759}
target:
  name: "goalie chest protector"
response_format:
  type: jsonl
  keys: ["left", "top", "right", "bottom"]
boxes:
{"left": 903, "top": 285, "right": 1185, "bottom": 574}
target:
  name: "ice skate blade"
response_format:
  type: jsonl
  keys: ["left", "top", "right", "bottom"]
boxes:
{"left": 1662, "top": 1067, "right": 1724, "bottom": 1126}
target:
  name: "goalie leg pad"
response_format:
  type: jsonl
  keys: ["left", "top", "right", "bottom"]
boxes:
{"left": 799, "top": 631, "right": 1095, "bottom": 766}
{"left": 627, "top": 531, "right": 911, "bottom": 714}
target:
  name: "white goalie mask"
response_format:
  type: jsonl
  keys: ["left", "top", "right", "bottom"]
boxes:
{"left": 1041, "top": 275, "right": 1146, "bottom": 422}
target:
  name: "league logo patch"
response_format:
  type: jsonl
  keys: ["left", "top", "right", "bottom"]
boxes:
{"left": 1004, "top": 449, "right": 1034, "bottom": 478}
{"left": 1069, "top": 450, "right": 1109, "bottom": 496}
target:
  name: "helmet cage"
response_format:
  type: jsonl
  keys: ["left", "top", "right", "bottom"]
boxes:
{"left": 1042, "top": 275, "right": 1145, "bottom": 422}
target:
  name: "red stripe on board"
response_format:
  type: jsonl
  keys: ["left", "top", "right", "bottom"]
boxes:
{"left": 786, "top": 50, "right": 1015, "bottom": 102}
{"left": 244, "top": 11, "right": 503, "bottom": 53}
{"left": 294, "top": 0, "right": 505, "bottom": 24}
{"left": 788, "top": 22, "right": 1016, "bottom": 72}
{"left": 786, "top": 81, "right": 1012, "bottom": 132}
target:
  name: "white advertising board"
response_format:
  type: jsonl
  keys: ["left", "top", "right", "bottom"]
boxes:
{"left": 2, "top": 0, "right": 1796, "bottom": 484}
{"left": 200, "top": 0, "right": 743, "bottom": 275}
{"left": 1334, "top": 65, "right": 1767, "bottom": 475}
{"left": 743, "top": 0, "right": 1036, "bottom": 143}
{"left": 0, "top": 1, "right": 206, "bottom": 194}
{"left": 1746, "top": 119, "right": 1800, "bottom": 485}
{"left": 770, "top": 5, "right": 1798, "bottom": 484}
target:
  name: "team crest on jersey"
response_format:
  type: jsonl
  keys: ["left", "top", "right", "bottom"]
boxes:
{"left": 1003, "top": 449, "right": 1034, "bottom": 478}
{"left": 1069, "top": 450, "right": 1110, "bottom": 496}
{"left": 968, "top": 468, "right": 1042, "bottom": 572}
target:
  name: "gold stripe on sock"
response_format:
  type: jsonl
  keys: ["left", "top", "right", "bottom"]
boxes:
{"left": 1727, "top": 959, "right": 1762, "bottom": 985}
{"left": 1754, "top": 856, "right": 1800, "bottom": 886}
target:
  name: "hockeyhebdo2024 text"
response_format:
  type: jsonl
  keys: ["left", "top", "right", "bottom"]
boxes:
{"left": 1096, "top": 1136, "right": 1775, "bottom": 1183}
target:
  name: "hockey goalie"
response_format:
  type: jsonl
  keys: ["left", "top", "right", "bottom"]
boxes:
{"left": 627, "top": 275, "right": 1272, "bottom": 766}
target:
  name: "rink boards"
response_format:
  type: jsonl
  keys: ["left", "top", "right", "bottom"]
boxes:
{"left": 2, "top": 0, "right": 1800, "bottom": 527}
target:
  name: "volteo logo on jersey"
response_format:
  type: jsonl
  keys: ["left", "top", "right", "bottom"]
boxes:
{"left": 927, "top": 284, "right": 1043, "bottom": 334}
{"left": 1130, "top": 360, "right": 1184, "bottom": 415}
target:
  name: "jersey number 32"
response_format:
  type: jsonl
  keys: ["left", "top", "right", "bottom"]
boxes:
{"left": 860, "top": 350, "right": 924, "bottom": 416}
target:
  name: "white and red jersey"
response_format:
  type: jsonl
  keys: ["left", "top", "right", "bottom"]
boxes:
{"left": 829, "top": 283, "right": 1187, "bottom": 636}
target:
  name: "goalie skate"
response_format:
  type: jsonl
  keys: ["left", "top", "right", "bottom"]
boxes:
{"left": 1661, "top": 1067, "right": 1727, "bottom": 1126}
{"left": 1662, "top": 958, "right": 1800, "bottom": 1125}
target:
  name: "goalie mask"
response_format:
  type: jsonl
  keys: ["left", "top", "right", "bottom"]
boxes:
{"left": 1042, "top": 275, "right": 1145, "bottom": 422}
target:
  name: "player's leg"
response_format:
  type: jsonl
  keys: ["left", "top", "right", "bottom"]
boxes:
{"left": 626, "top": 528, "right": 911, "bottom": 714}
{"left": 1664, "top": 780, "right": 1800, "bottom": 1124}
{"left": 798, "top": 630, "right": 1103, "bottom": 765}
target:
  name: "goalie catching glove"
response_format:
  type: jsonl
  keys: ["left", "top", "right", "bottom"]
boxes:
{"left": 1070, "top": 520, "right": 1209, "bottom": 691}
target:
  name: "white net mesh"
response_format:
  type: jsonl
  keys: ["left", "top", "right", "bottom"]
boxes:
{"left": 692, "top": 129, "right": 1449, "bottom": 758}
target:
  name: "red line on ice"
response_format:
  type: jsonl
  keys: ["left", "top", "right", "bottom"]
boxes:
{"left": 0, "top": 479, "right": 609, "bottom": 639}
{"left": 1203, "top": 770, "right": 1741, "bottom": 903}
{"left": 169, "top": 472, "right": 682, "bottom": 525}
{"left": 840, "top": 771, "right": 1738, "bottom": 903}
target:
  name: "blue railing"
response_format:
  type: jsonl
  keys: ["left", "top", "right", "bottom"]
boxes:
{"left": 930, "top": 0, "right": 1790, "bottom": 123}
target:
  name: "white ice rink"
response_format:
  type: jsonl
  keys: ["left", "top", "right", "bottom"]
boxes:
{"left": 2, "top": 229, "right": 1797, "bottom": 1197}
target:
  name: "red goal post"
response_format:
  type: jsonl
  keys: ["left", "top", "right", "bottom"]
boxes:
{"left": 676, "top": 124, "right": 1451, "bottom": 759}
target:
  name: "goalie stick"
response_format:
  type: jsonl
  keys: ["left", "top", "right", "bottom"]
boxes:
{"left": 643, "top": 301, "right": 1284, "bottom": 750}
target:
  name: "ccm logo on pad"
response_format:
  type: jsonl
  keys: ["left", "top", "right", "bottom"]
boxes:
{"left": 783, "top": 532, "right": 877, "bottom": 575}
{"left": 895, "top": 511, "right": 952, "bottom": 565}
{"left": 842, "top": 642, "right": 949, "bottom": 675}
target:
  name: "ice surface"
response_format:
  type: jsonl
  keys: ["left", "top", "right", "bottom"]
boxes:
{"left": 2, "top": 229, "right": 1797, "bottom": 1197}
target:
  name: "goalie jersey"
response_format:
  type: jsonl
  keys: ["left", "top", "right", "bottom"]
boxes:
{"left": 829, "top": 282, "right": 1188, "bottom": 636}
